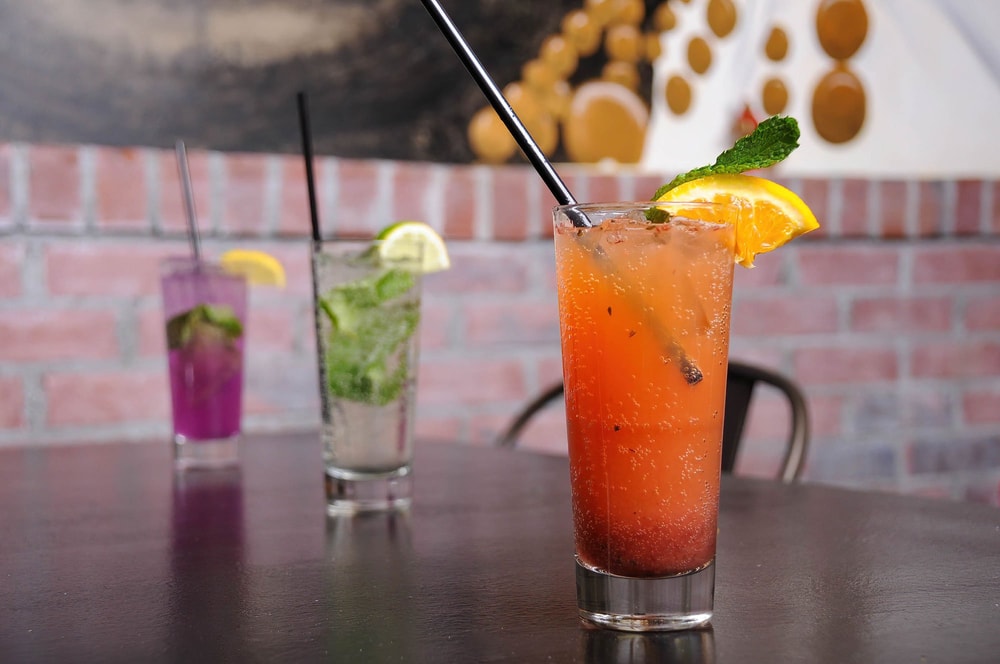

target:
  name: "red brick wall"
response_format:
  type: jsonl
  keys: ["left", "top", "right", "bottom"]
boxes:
{"left": 1, "top": 142, "right": 998, "bottom": 506}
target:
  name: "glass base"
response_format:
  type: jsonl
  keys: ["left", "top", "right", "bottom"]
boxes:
{"left": 325, "top": 465, "right": 412, "bottom": 515}
{"left": 173, "top": 434, "right": 240, "bottom": 471}
{"left": 575, "top": 558, "right": 715, "bottom": 632}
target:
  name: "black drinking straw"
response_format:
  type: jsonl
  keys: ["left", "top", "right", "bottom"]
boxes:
{"left": 419, "top": 2, "right": 703, "bottom": 384}
{"left": 296, "top": 91, "right": 323, "bottom": 245}
{"left": 418, "top": 0, "right": 590, "bottom": 227}
{"left": 296, "top": 91, "right": 333, "bottom": 421}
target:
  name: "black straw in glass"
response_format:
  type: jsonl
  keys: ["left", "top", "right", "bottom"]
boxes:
{"left": 418, "top": 0, "right": 590, "bottom": 227}
{"left": 296, "top": 91, "right": 323, "bottom": 245}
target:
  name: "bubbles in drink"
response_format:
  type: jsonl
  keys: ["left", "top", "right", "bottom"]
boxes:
{"left": 556, "top": 205, "right": 732, "bottom": 577}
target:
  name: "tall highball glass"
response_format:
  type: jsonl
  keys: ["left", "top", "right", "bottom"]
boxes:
{"left": 552, "top": 201, "right": 736, "bottom": 631}
{"left": 312, "top": 241, "right": 423, "bottom": 514}
{"left": 161, "top": 257, "right": 248, "bottom": 470}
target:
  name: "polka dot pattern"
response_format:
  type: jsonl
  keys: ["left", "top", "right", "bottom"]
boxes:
{"left": 812, "top": 0, "right": 869, "bottom": 143}
{"left": 465, "top": 0, "right": 873, "bottom": 164}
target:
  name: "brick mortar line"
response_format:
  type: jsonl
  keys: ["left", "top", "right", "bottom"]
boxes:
{"left": 825, "top": 178, "right": 843, "bottom": 236}
{"left": 953, "top": 286, "right": 970, "bottom": 337}
{"left": 416, "top": 401, "right": 530, "bottom": 416}
{"left": 206, "top": 152, "right": 225, "bottom": 235}
{"left": 116, "top": 303, "right": 139, "bottom": 365}
{"left": 418, "top": 346, "right": 561, "bottom": 361}
{"left": 6, "top": 225, "right": 1000, "bottom": 243}
{"left": 527, "top": 167, "right": 544, "bottom": 239}
{"left": 473, "top": 165, "right": 491, "bottom": 241}
{"left": 22, "top": 368, "right": 45, "bottom": 432}
{"left": 261, "top": 155, "right": 283, "bottom": 237}
{"left": 22, "top": 238, "right": 46, "bottom": 300}
{"left": 865, "top": 178, "right": 880, "bottom": 239}
{"left": 427, "top": 163, "right": 447, "bottom": 236}
{"left": 898, "top": 241, "right": 915, "bottom": 297}
{"left": 904, "top": 180, "right": 919, "bottom": 238}
{"left": 9, "top": 143, "right": 28, "bottom": 228}
{"left": 1, "top": 356, "right": 166, "bottom": 372}
{"left": 320, "top": 156, "right": 337, "bottom": 237}
{"left": 374, "top": 159, "right": 395, "bottom": 235}
{"left": 145, "top": 150, "right": 163, "bottom": 234}
{"left": 80, "top": 146, "right": 97, "bottom": 232}
{"left": 0, "top": 422, "right": 173, "bottom": 446}
{"left": 437, "top": 297, "right": 465, "bottom": 350}
{"left": 981, "top": 179, "right": 994, "bottom": 235}
{"left": 939, "top": 180, "right": 957, "bottom": 236}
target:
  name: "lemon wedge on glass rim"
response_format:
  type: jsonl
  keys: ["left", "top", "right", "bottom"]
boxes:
{"left": 375, "top": 220, "right": 451, "bottom": 273}
{"left": 220, "top": 249, "right": 287, "bottom": 286}
{"left": 656, "top": 173, "right": 820, "bottom": 268}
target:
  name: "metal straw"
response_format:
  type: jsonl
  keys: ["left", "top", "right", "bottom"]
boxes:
{"left": 417, "top": 4, "right": 702, "bottom": 383}
{"left": 418, "top": 0, "right": 589, "bottom": 227}
{"left": 296, "top": 91, "right": 332, "bottom": 423}
{"left": 296, "top": 92, "right": 323, "bottom": 246}
{"left": 174, "top": 140, "right": 202, "bottom": 261}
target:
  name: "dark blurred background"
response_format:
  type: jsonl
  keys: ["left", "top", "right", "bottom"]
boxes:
{"left": 0, "top": 0, "right": 663, "bottom": 161}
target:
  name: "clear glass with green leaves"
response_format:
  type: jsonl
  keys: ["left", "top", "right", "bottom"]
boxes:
{"left": 312, "top": 240, "right": 423, "bottom": 514}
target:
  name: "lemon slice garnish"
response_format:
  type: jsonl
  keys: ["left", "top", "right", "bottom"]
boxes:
{"left": 219, "top": 249, "right": 287, "bottom": 286}
{"left": 375, "top": 221, "right": 451, "bottom": 273}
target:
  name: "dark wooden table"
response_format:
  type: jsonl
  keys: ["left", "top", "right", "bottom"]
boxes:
{"left": 1, "top": 432, "right": 998, "bottom": 663}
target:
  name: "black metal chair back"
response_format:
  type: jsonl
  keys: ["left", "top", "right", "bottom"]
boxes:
{"left": 495, "top": 360, "right": 809, "bottom": 483}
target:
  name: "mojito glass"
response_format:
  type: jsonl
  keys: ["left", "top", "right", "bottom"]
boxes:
{"left": 312, "top": 241, "right": 422, "bottom": 514}
{"left": 161, "top": 257, "right": 248, "bottom": 470}
{"left": 553, "top": 201, "right": 737, "bottom": 631}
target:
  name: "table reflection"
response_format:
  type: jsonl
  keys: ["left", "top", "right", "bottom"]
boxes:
{"left": 325, "top": 511, "right": 413, "bottom": 564}
{"left": 321, "top": 512, "right": 416, "bottom": 658}
{"left": 584, "top": 625, "right": 716, "bottom": 664}
{"left": 169, "top": 468, "right": 246, "bottom": 660}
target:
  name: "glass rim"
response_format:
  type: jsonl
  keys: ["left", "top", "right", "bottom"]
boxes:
{"left": 159, "top": 256, "right": 245, "bottom": 281}
{"left": 553, "top": 200, "right": 736, "bottom": 214}
{"left": 312, "top": 238, "right": 424, "bottom": 269}
{"left": 160, "top": 255, "right": 224, "bottom": 270}
{"left": 313, "top": 238, "right": 388, "bottom": 250}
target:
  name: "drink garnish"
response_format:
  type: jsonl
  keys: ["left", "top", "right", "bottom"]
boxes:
{"left": 166, "top": 304, "right": 243, "bottom": 350}
{"left": 318, "top": 221, "right": 450, "bottom": 406}
{"left": 220, "top": 249, "right": 287, "bottom": 286}
{"left": 375, "top": 220, "right": 452, "bottom": 273}
{"left": 571, "top": 116, "right": 817, "bottom": 385}
{"left": 652, "top": 115, "right": 802, "bottom": 199}
{"left": 651, "top": 115, "right": 819, "bottom": 267}
{"left": 657, "top": 174, "right": 819, "bottom": 267}
{"left": 320, "top": 266, "right": 420, "bottom": 406}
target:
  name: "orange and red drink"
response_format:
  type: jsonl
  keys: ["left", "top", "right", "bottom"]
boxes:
{"left": 553, "top": 201, "right": 736, "bottom": 631}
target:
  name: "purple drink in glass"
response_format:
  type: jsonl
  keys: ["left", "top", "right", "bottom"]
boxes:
{"left": 161, "top": 257, "right": 247, "bottom": 469}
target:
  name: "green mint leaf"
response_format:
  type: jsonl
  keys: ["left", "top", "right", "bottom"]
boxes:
{"left": 325, "top": 302, "right": 420, "bottom": 406}
{"left": 646, "top": 208, "right": 671, "bottom": 224}
{"left": 319, "top": 267, "right": 420, "bottom": 405}
{"left": 375, "top": 269, "right": 416, "bottom": 302}
{"left": 320, "top": 268, "right": 416, "bottom": 333}
{"left": 201, "top": 304, "right": 244, "bottom": 338}
{"left": 166, "top": 304, "right": 242, "bottom": 350}
{"left": 166, "top": 311, "right": 192, "bottom": 350}
{"left": 651, "top": 116, "right": 800, "bottom": 200}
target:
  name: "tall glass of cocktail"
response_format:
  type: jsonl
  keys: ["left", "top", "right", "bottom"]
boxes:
{"left": 313, "top": 240, "right": 424, "bottom": 514}
{"left": 161, "top": 257, "right": 248, "bottom": 470}
{"left": 553, "top": 200, "right": 737, "bottom": 631}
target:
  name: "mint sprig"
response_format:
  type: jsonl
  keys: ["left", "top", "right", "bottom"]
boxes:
{"left": 651, "top": 116, "right": 800, "bottom": 200}
{"left": 166, "top": 304, "right": 243, "bottom": 350}
{"left": 320, "top": 267, "right": 420, "bottom": 406}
